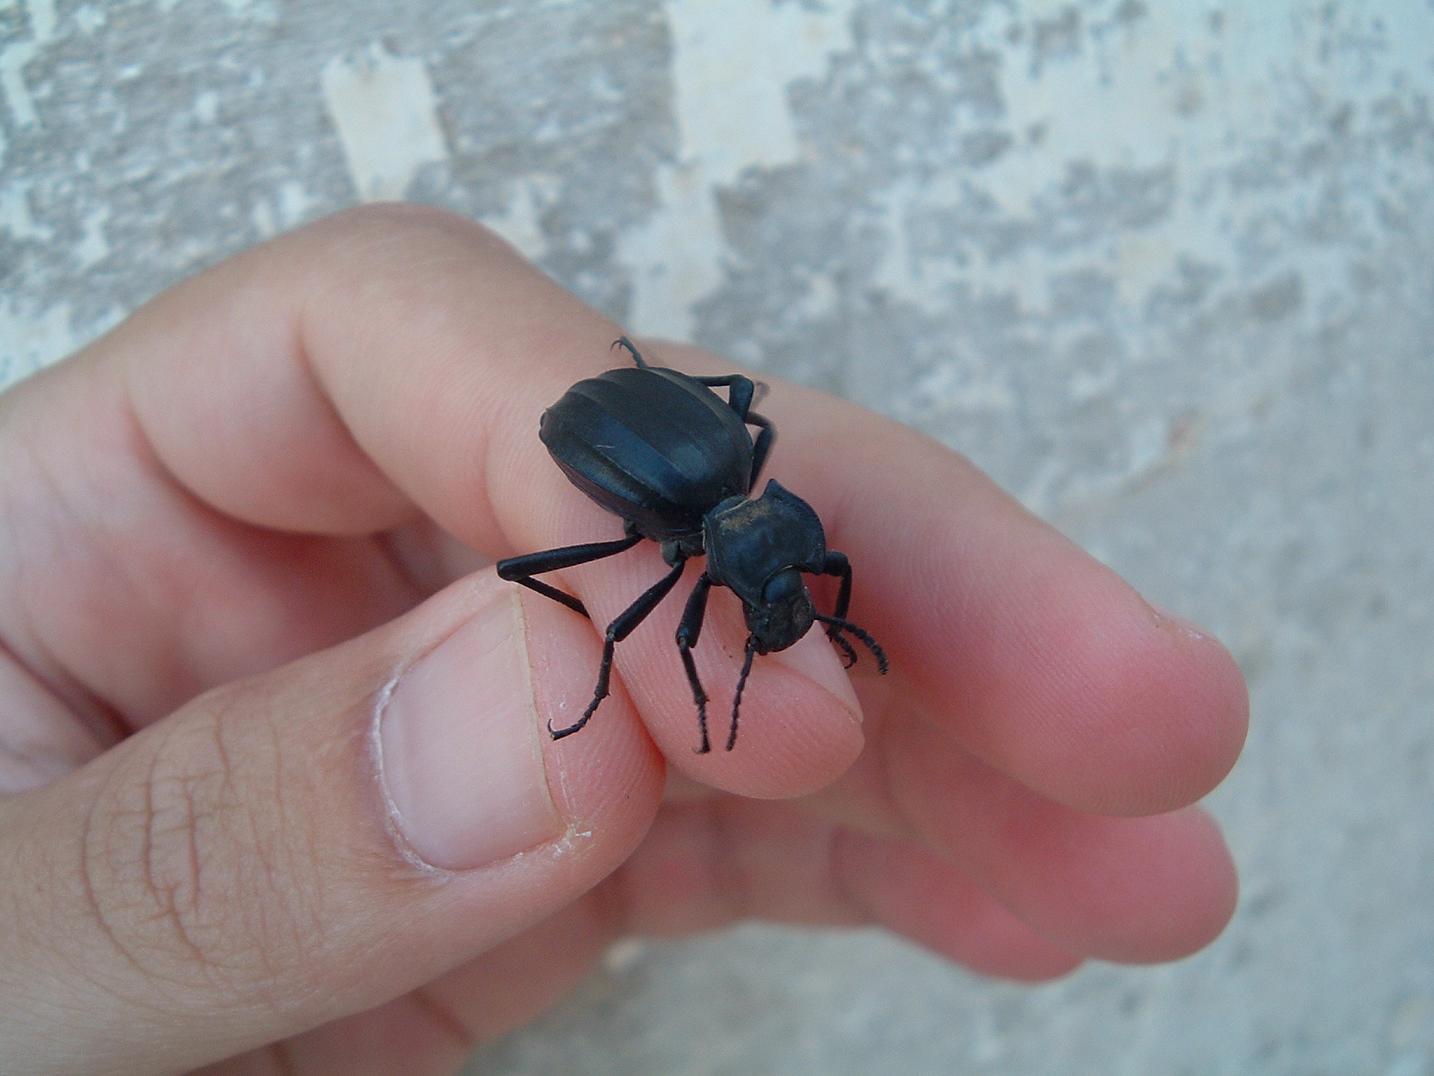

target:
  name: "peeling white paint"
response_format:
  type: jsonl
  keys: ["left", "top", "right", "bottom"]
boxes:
{"left": 193, "top": 89, "right": 219, "bottom": 124}
{"left": 796, "top": 271, "right": 838, "bottom": 320}
{"left": 480, "top": 175, "right": 558, "bottom": 262}
{"left": 668, "top": 0, "right": 853, "bottom": 187}
{"left": 251, "top": 198, "right": 275, "bottom": 237}
{"left": 0, "top": 180, "right": 50, "bottom": 240}
{"left": 217, "top": 0, "right": 279, "bottom": 21}
{"left": 320, "top": 44, "right": 449, "bottom": 202}
{"left": 0, "top": 42, "right": 40, "bottom": 127}
{"left": 0, "top": 299, "right": 78, "bottom": 381}
{"left": 277, "top": 179, "right": 314, "bottom": 226}
{"left": 155, "top": 0, "right": 276, "bottom": 18}
{"left": 616, "top": 165, "right": 723, "bottom": 339}
{"left": 74, "top": 205, "right": 109, "bottom": 267}
{"left": 867, "top": 0, "right": 1434, "bottom": 340}
{"left": 73, "top": 5, "right": 106, "bottom": 34}
{"left": 25, "top": 0, "right": 57, "bottom": 40}
{"left": 618, "top": 0, "right": 856, "bottom": 339}
{"left": 913, "top": 362, "right": 1015, "bottom": 413}
{"left": 0, "top": 0, "right": 57, "bottom": 128}
{"left": 252, "top": 180, "right": 317, "bottom": 237}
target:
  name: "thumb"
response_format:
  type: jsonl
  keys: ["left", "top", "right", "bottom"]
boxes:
{"left": 0, "top": 574, "right": 662, "bottom": 1075}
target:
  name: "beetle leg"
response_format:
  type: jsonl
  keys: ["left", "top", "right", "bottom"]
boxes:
{"left": 828, "top": 630, "right": 858, "bottom": 670}
{"left": 695, "top": 374, "right": 769, "bottom": 420}
{"left": 815, "top": 613, "right": 889, "bottom": 676}
{"left": 692, "top": 374, "right": 777, "bottom": 490}
{"left": 550, "top": 557, "right": 689, "bottom": 740}
{"left": 727, "top": 637, "right": 759, "bottom": 751}
{"left": 821, "top": 550, "right": 853, "bottom": 622}
{"left": 676, "top": 573, "right": 715, "bottom": 753}
{"left": 611, "top": 336, "right": 650, "bottom": 368}
{"left": 816, "top": 551, "right": 889, "bottom": 673}
{"left": 496, "top": 533, "right": 643, "bottom": 618}
{"left": 748, "top": 417, "right": 775, "bottom": 489}
{"left": 705, "top": 374, "right": 756, "bottom": 417}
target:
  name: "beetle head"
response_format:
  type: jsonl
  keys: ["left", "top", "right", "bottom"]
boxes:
{"left": 744, "top": 567, "right": 815, "bottom": 653}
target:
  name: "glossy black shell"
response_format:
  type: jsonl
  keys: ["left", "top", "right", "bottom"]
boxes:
{"left": 539, "top": 366, "right": 755, "bottom": 540}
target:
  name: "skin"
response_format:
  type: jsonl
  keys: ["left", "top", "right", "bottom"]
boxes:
{"left": 0, "top": 205, "right": 1248, "bottom": 1075}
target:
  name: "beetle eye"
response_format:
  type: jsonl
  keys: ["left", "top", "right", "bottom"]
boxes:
{"left": 761, "top": 568, "right": 805, "bottom": 605}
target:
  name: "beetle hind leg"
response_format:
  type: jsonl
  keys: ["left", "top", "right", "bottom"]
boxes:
{"left": 496, "top": 533, "right": 643, "bottom": 618}
{"left": 828, "top": 630, "right": 858, "bottom": 669}
{"left": 611, "top": 336, "right": 650, "bottom": 368}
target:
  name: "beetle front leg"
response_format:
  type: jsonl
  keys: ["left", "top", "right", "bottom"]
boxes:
{"left": 676, "top": 572, "right": 715, "bottom": 753}
{"left": 551, "top": 556, "right": 688, "bottom": 740}
{"left": 818, "top": 550, "right": 859, "bottom": 666}
{"left": 818, "top": 551, "right": 891, "bottom": 675}
{"left": 822, "top": 550, "right": 852, "bottom": 621}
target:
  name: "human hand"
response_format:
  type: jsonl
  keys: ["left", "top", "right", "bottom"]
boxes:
{"left": 0, "top": 206, "right": 1247, "bottom": 1074}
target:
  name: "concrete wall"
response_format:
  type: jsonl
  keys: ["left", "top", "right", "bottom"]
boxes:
{"left": 3, "top": 2, "right": 1431, "bottom": 1072}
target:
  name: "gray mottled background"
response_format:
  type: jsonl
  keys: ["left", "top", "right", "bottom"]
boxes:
{"left": 3, "top": 1, "right": 1432, "bottom": 1073}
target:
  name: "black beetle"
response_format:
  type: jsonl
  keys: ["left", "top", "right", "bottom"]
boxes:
{"left": 497, "top": 338, "right": 887, "bottom": 753}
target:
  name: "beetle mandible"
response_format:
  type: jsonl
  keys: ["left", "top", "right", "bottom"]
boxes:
{"left": 496, "top": 338, "right": 888, "bottom": 753}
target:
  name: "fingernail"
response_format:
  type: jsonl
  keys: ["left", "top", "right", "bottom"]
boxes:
{"left": 1143, "top": 598, "right": 1212, "bottom": 643}
{"left": 378, "top": 588, "right": 562, "bottom": 870}
{"left": 768, "top": 629, "right": 862, "bottom": 722}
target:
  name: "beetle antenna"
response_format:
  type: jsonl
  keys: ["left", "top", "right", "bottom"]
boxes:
{"left": 815, "top": 614, "right": 889, "bottom": 675}
{"left": 727, "top": 636, "right": 758, "bottom": 751}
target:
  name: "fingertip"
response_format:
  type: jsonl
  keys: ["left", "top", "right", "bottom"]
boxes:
{"left": 1025, "top": 805, "right": 1240, "bottom": 965}
{"left": 972, "top": 566, "right": 1250, "bottom": 817}
{"left": 834, "top": 833, "right": 1084, "bottom": 983}
{"left": 1106, "top": 809, "right": 1240, "bottom": 965}
{"left": 661, "top": 653, "right": 866, "bottom": 800}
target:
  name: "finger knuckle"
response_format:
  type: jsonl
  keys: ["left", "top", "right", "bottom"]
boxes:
{"left": 80, "top": 693, "right": 324, "bottom": 1005}
{"left": 323, "top": 201, "right": 516, "bottom": 272}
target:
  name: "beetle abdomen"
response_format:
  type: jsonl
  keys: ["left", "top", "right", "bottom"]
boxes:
{"left": 540, "top": 367, "right": 754, "bottom": 539}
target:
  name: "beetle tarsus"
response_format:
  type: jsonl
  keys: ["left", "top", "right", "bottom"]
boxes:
{"left": 828, "top": 629, "right": 858, "bottom": 669}
{"left": 680, "top": 643, "right": 712, "bottom": 754}
{"left": 611, "top": 336, "right": 649, "bottom": 368}
{"left": 816, "top": 613, "right": 888, "bottom": 675}
{"left": 548, "top": 715, "right": 591, "bottom": 740}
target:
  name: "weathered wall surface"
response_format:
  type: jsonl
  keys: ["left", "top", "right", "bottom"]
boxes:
{"left": 3, "top": 2, "right": 1432, "bottom": 1072}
